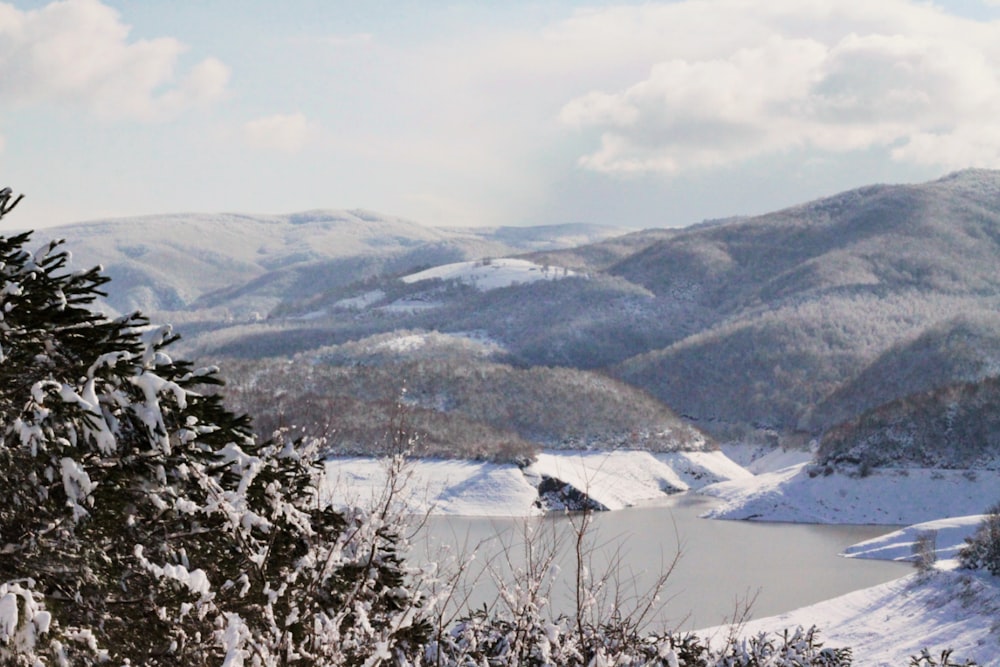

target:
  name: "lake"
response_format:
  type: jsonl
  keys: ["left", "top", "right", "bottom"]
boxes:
{"left": 416, "top": 493, "right": 908, "bottom": 631}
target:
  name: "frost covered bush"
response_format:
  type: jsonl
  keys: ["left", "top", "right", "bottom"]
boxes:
{"left": 958, "top": 502, "right": 1000, "bottom": 576}
{"left": 909, "top": 648, "right": 979, "bottom": 666}
{"left": 0, "top": 192, "right": 431, "bottom": 665}
{"left": 912, "top": 530, "right": 938, "bottom": 575}
{"left": 426, "top": 620, "right": 851, "bottom": 666}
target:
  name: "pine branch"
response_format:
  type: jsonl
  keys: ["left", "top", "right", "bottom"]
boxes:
{"left": 0, "top": 187, "right": 24, "bottom": 220}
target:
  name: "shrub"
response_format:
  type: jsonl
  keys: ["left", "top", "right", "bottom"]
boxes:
{"left": 958, "top": 502, "right": 1000, "bottom": 576}
{"left": 912, "top": 530, "right": 938, "bottom": 575}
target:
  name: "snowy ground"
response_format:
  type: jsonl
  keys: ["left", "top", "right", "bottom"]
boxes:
{"left": 703, "top": 569, "right": 1000, "bottom": 665}
{"left": 321, "top": 449, "right": 749, "bottom": 516}
{"left": 701, "top": 462, "right": 1000, "bottom": 524}
{"left": 698, "top": 464, "right": 1000, "bottom": 664}
{"left": 844, "top": 515, "right": 985, "bottom": 563}
{"left": 400, "top": 258, "right": 577, "bottom": 291}
{"left": 700, "top": 518, "right": 1000, "bottom": 665}
{"left": 720, "top": 443, "right": 815, "bottom": 473}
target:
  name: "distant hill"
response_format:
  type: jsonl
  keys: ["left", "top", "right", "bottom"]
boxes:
{"left": 612, "top": 169, "right": 1000, "bottom": 439}
{"left": 804, "top": 313, "right": 1000, "bottom": 431}
{"left": 817, "top": 375, "right": 1000, "bottom": 470}
{"left": 25, "top": 212, "right": 623, "bottom": 317}
{"left": 219, "top": 330, "right": 711, "bottom": 462}
{"left": 22, "top": 170, "right": 1000, "bottom": 454}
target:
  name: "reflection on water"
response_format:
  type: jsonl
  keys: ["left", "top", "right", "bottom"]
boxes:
{"left": 414, "top": 494, "right": 908, "bottom": 630}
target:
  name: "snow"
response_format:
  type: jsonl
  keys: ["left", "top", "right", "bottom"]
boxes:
{"left": 692, "top": 462, "right": 1000, "bottom": 662}
{"left": 333, "top": 289, "right": 384, "bottom": 311}
{"left": 316, "top": 451, "right": 1000, "bottom": 662}
{"left": 700, "top": 569, "right": 1000, "bottom": 665}
{"left": 322, "top": 450, "right": 750, "bottom": 516}
{"left": 721, "top": 443, "right": 815, "bottom": 474}
{"left": 378, "top": 298, "right": 441, "bottom": 313}
{"left": 843, "top": 515, "right": 985, "bottom": 564}
{"left": 322, "top": 458, "right": 542, "bottom": 517}
{"left": 529, "top": 450, "right": 753, "bottom": 511}
{"left": 400, "top": 258, "right": 577, "bottom": 291}
{"left": 375, "top": 333, "right": 429, "bottom": 353}
{"left": 701, "top": 463, "right": 1000, "bottom": 525}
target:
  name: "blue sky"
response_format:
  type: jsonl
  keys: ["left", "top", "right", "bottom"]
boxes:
{"left": 4, "top": 0, "right": 1000, "bottom": 230}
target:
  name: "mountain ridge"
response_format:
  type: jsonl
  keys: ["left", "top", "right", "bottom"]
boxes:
{"left": 16, "top": 170, "right": 1000, "bottom": 460}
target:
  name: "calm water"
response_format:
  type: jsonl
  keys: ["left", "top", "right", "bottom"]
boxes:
{"left": 415, "top": 494, "right": 908, "bottom": 631}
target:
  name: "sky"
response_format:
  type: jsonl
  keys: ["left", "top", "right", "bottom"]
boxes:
{"left": 4, "top": 0, "right": 1000, "bottom": 231}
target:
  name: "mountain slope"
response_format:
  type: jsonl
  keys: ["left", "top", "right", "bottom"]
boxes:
{"left": 219, "top": 330, "right": 711, "bottom": 461}
{"left": 612, "top": 169, "right": 1000, "bottom": 438}
{"left": 26, "top": 211, "right": 622, "bottom": 317}
{"left": 816, "top": 374, "right": 1000, "bottom": 470}
{"left": 25, "top": 170, "right": 1000, "bottom": 452}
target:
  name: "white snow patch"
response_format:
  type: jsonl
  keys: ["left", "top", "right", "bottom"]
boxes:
{"left": 655, "top": 450, "right": 755, "bottom": 488}
{"left": 322, "top": 450, "right": 750, "bottom": 516}
{"left": 701, "top": 463, "right": 1000, "bottom": 524}
{"left": 321, "top": 458, "right": 541, "bottom": 517}
{"left": 378, "top": 298, "right": 441, "bottom": 313}
{"left": 843, "top": 515, "right": 985, "bottom": 564}
{"left": 527, "top": 450, "right": 750, "bottom": 510}
{"left": 721, "top": 444, "right": 815, "bottom": 474}
{"left": 333, "top": 289, "right": 384, "bottom": 310}
{"left": 374, "top": 334, "right": 428, "bottom": 354}
{"left": 700, "top": 570, "right": 1000, "bottom": 665}
{"left": 401, "top": 258, "right": 577, "bottom": 291}
{"left": 528, "top": 451, "right": 688, "bottom": 510}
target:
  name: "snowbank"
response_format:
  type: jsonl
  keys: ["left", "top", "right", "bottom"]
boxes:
{"left": 322, "top": 450, "right": 750, "bottom": 516}
{"left": 701, "top": 570, "right": 1000, "bottom": 665}
{"left": 842, "top": 515, "right": 984, "bottom": 564}
{"left": 720, "top": 443, "right": 815, "bottom": 474}
{"left": 701, "top": 463, "right": 1000, "bottom": 524}
{"left": 321, "top": 458, "right": 540, "bottom": 517}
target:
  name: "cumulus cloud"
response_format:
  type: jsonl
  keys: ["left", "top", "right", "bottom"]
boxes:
{"left": 555, "top": 1, "right": 1000, "bottom": 174}
{"left": 242, "top": 113, "right": 320, "bottom": 153}
{"left": 0, "top": 0, "right": 229, "bottom": 121}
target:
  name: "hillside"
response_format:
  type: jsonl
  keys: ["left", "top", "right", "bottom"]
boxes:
{"left": 816, "top": 374, "right": 1000, "bottom": 470}
{"left": 805, "top": 313, "right": 1000, "bottom": 431}
{"left": 219, "top": 330, "right": 710, "bottom": 462}
{"left": 612, "top": 169, "right": 1000, "bottom": 439}
{"left": 25, "top": 212, "right": 622, "bottom": 317}
{"left": 26, "top": 169, "right": 1000, "bottom": 456}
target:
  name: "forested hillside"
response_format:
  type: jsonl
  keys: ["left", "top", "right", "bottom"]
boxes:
{"left": 611, "top": 170, "right": 1000, "bottom": 440}
{"left": 817, "top": 375, "right": 1000, "bottom": 470}
{"left": 220, "top": 331, "right": 710, "bottom": 462}
{"left": 32, "top": 170, "right": 1000, "bottom": 457}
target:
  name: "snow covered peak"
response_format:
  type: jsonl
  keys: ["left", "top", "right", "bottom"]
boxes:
{"left": 401, "top": 258, "right": 578, "bottom": 291}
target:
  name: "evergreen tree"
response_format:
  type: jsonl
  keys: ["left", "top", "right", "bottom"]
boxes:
{"left": 0, "top": 189, "right": 430, "bottom": 665}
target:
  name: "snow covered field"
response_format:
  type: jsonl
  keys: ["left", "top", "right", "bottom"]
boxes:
{"left": 321, "top": 449, "right": 749, "bottom": 516}
{"left": 695, "top": 465, "right": 1000, "bottom": 663}
{"left": 401, "top": 258, "right": 577, "bottom": 291}
{"left": 701, "top": 462, "right": 1000, "bottom": 525}
{"left": 701, "top": 517, "right": 1000, "bottom": 665}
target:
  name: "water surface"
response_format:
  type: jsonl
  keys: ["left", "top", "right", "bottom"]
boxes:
{"left": 417, "top": 493, "right": 908, "bottom": 630}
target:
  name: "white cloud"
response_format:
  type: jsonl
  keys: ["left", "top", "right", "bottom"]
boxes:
{"left": 0, "top": 0, "right": 229, "bottom": 121}
{"left": 552, "top": 1, "right": 1000, "bottom": 174}
{"left": 242, "top": 113, "right": 320, "bottom": 153}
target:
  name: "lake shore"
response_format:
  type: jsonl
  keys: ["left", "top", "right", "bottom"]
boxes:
{"left": 322, "top": 450, "right": 1000, "bottom": 663}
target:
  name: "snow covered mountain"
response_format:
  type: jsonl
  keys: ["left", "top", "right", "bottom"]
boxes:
{"left": 21, "top": 211, "right": 621, "bottom": 317}
{"left": 19, "top": 170, "right": 1000, "bottom": 463}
